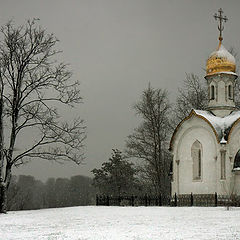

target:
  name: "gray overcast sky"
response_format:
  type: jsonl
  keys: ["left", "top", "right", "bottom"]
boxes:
{"left": 1, "top": 0, "right": 240, "bottom": 181}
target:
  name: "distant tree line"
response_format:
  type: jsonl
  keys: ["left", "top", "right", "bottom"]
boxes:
{"left": 7, "top": 175, "right": 95, "bottom": 211}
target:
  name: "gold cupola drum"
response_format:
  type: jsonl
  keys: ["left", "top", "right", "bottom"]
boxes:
{"left": 206, "top": 44, "right": 236, "bottom": 76}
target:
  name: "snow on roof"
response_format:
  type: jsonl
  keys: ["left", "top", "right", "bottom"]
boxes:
{"left": 210, "top": 71, "right": 238, "bottom": 76}
{"left": 169, "top": 109, "right": 240, "bottom": 150}
{"left": 220, "top": 136, "right": 227, "bottom": 144}
{"left": 210, "top": 45, "right": 236, "bottom": 64}
{"left": 233, "top": 167, "right": 240, "bottom": 171}
{"left": 194, "top": 109, "right": 240, "bottom": 141}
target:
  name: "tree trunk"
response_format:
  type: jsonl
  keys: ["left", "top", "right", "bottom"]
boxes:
{"left": 0, "top": 164, "right": 12, "bottom": 213}
{"left": 0, "top": 84, "right": 5, "bottom": 213}
{"left": 0, "top": 183, "right": 7, "bottom": 213}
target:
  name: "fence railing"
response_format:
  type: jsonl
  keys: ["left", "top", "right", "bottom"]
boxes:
{"left": 96, "top": 193, "right": 240, "bottom": 207}
{"left": 96, "top": 194, "right": 170, "bottom": 207}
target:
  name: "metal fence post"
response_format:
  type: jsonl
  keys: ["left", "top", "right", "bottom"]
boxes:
{"left": 145, "top": 194, "right": 148, "bottom": 207}
{"left": 215, "top": 192, "right": 218, "bottom": 207}
{"left": 106, "top": 196, "right": 110, "bottom": 206}
{"left": 159, "top": 194, "right": 162, "bottom": 206}
{"left": 131, "top": 195, "right": 134, "bottom": 207}
{"left": 96, "top": 194, "right": 99, "bottom": 206}
{"left": 174, "top": 193, "right": 177, "bottom": 207}
{"left": 191, "top": 192, "right": 193, "bottom": 206}
{"left": 118, "top": 196, "right": 121, "bottom": 206}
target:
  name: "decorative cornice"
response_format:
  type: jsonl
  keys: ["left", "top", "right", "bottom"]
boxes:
{"left": 207, "top": 105, "right": 236, "bottom": 111}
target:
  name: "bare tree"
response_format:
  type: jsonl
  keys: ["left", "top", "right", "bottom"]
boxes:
{"left": 0, "top": 19, "right": 86, "bottom": 213}
{"left": 174, "top": 73, "right": 208, "bottom": 124}
{"left": 126, "top": 85, "right": 172, "bottom": 196}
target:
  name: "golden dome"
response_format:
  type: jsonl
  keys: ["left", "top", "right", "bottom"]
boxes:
{"left": 206, "top": 44, "right": 236, "bottom": 76}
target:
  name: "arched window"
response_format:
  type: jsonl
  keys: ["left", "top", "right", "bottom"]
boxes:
{"left": 228, "top": 85, "right": 232, "bottom": 100}
{"left": 210, "top": 85, "right": 215, "bottom": 100}
{"left": 191, "top": 140, "right": 202, "bottom": 180}
{"left": 233, "top": 149, "right": 240, "bottom": 171}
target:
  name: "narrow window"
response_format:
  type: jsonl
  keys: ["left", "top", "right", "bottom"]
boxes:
{"left": 211, "top": 85, "right": 215, "bottom": 100}
{"left": 169, "top": 161, "right": 173, "bottom": 181}
{"left": 191, "top": 140, "right": 202, "bottom": 180}
{"left": 198, "top": 149, "right": 201, "bottom": 177}
{"left": 233, "top": 149, "right": 240, "bottom": 170}
{"left": 228, "top": 85, "right": 232, "bottom": 100}
{"left": 221, "top": 151, "right": 226, "bottom": 179}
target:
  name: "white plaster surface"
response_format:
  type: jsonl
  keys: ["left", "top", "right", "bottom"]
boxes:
{"left": 171, "top": 113, "right": 240, "bottom": 196}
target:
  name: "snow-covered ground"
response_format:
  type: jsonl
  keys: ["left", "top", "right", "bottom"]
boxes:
{"left": 1, "top": 206, "right": 240, "bottom": 240}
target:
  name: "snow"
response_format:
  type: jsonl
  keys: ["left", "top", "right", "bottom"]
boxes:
{"left": 210, "top": 45, "right": 236, "bottom": 64}
{"left": 1, "top": 206, "right": 240, "bottom": 240}
{"left": 212, "top": 71, "right": 238, "bottom": 76}
{"left": 194, "top": 110, "right": 240, "bottom": 140}
{"left": 220, "top": 136, "right": 227, "bottom": 144}
{"left": 233, "top": 167, "right": 240, "bottom": 171}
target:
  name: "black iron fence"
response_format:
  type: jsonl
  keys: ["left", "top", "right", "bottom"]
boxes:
{"left": 96, "top": 193, "right": 240, "bottom": 207}
{"left": 96, "top": 194, "right": 170, "bottom": 207}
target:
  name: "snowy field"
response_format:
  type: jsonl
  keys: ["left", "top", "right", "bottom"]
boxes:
{"left": 1, "top": 206, "right": 240, "bottom": 240}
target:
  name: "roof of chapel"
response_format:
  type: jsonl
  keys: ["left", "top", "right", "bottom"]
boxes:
{"left": 169, "top": 109, "right": 240, "bottom": 151}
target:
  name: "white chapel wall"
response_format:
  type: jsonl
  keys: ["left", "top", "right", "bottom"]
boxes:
{"left": 227, "top": 122, "right": 240, "bottom": 195}
{"left": 172, "top": 117, "right": 218, "bottom": 195}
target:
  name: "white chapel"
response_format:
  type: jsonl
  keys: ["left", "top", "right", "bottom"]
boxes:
{"left": 170, "top": 9, "right": 240, "bottom": 196}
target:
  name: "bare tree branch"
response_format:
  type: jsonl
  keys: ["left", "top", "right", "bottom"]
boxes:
{"left": 126, "top": 84, "right": 172, "bottom": 195}
{"left": 0, "top": 19, "right": 86, "bottom": 212}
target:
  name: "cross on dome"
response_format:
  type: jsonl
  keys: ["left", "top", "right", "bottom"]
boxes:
{"left": 214, "top": 8, "right": 228, "bottom": 47}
